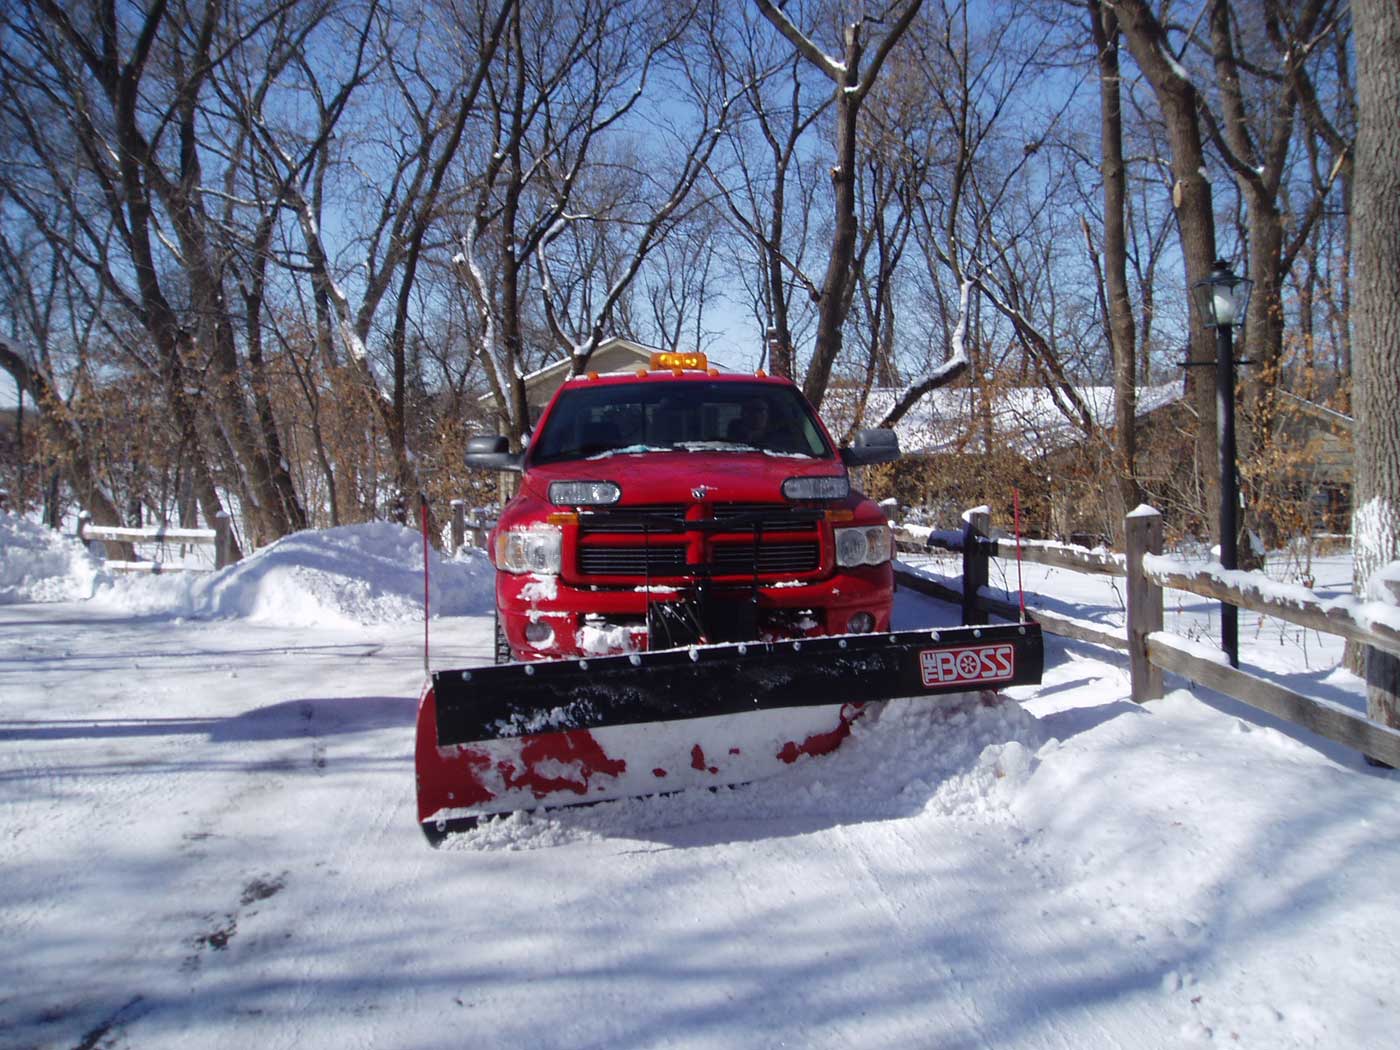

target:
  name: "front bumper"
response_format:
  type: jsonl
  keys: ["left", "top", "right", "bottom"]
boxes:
{"left": 497, "top": 564, "right": 894, "bottom": 660}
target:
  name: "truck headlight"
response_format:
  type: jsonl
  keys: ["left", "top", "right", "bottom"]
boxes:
{"left": 783, "top": 475, "right": 850, "bottom": 501}
{"left": 497, "top": 526, "right": 562, "bottom": 574}
{"left": 835, "top": 525, "right": 892, "bottom": 567}
{"left": 548, "top": 480, "right": 621, "bottom": 506}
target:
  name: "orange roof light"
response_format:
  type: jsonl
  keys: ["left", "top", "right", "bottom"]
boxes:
{"left": 649, "top": 351, "right": 707, "bottom": 371}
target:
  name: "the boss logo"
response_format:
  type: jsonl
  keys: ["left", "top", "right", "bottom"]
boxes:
{"left": 919, "top": 644, "right": 1015, "bottom": 686}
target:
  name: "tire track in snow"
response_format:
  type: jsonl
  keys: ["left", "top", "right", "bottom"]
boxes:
{"left": 828, "top": 817, "right": 1002, "bottom": 1050}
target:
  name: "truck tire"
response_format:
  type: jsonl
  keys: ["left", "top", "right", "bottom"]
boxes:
{"left": 494, "top": 610, "right": 512, "bottom": 665}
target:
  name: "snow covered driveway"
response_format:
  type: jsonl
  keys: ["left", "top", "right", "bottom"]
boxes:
{"left": 2, "top": 524, "right": 1397, "bottom": 1049}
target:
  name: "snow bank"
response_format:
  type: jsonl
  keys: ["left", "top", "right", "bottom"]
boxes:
{"left": 84, "top": 522, "right": 496, "bottom": 626}
{"left": 451, "top": 692, "right": 1047, "bottom": 851}
{"left": 0, "top": 512, "right": 108, "bottom": 603}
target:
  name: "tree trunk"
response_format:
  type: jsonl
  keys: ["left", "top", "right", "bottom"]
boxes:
{"left": 1351, "top": 0, "right": 1400, "bottom": 733}
{"left": 754, "top": 0, "right": 924, "bottom": 411}
{"left": 1114, "top": 0, "right": 1221, "bottom": 538}
{"left": 803, "top": 27, "right": 864, "bottom": 410}
{"left": 1091, "top": 1, "right": 1143, "bottom": 525}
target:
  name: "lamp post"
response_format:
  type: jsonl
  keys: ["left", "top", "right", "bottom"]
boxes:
{"left": 1191, "top": 259, "right": 1253, "bottom": 668}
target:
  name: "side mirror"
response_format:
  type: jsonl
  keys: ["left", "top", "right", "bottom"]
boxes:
{"left": 465, "top": 435, "right": 524, "bottom": 472}
{"left": 840, "top": 428, "right": 900, "bottom": 467}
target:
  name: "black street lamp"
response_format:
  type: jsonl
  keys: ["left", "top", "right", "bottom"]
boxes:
{"left": 1191, "top": 259, "right": 1253, "bottom": 668}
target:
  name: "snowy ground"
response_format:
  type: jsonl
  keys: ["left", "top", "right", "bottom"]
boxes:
{"left": 2, "top": 512, "right": 1397, "bottom": 1050}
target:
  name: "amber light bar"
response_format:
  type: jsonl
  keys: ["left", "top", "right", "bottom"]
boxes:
{"left": 649, "top": 351, "right": 707, "bottom": 371}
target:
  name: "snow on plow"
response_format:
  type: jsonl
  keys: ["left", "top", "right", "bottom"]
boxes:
{"left": 414, "top": 622, "right": 1043, "bottom": 843}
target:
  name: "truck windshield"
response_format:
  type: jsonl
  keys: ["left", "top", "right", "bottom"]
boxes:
{"left": 530, "top": 381, "right": 833, "bottom": 464}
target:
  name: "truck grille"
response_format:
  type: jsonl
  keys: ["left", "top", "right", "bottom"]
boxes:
{"left": 578, "top": 506, "right": 687, "bottom": 535}
{"left": 578, "top": 546, "right": 688, "bottom": 575}
{"left": 579, "top": 503, "right": 821, "bottom": 534}
{"left": 574, "top": 502, "right": 824, "bottom": 580}
{"left": 577, "top": 542, "right": 819, "bottom": 577}
{"left": 712, "top": 503, "right": 821, "bottom": 533}
{"left": 710, "top": 542, "right": 819, "bottom": 574}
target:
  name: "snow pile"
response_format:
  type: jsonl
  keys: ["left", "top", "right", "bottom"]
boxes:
{"left": 0, "top": 511, "right": 109, "bottom": 603}
{"left": 452, "top": 692, "right": 1047, "bottom": 851}
{"left": 87, "top": 522, "right": 495, "bottom": 626}
{"left": 1369, "top": 559, "right": 1400, "bottom": 605}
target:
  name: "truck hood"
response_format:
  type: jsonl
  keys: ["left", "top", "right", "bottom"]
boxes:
{"left": 523, "top": 450, "right": 849, "bottom": 507}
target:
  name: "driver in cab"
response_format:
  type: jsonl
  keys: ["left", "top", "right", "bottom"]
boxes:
{"left": 728, "top": 397, "right": 772, "bottom": 447}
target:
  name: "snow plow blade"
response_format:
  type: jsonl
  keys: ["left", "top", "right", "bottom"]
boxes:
{"left": 416, "top": 622, "right": 1042, "bottom": 842}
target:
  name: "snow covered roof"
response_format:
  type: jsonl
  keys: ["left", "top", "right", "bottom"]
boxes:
{"left": 517, "top": 337, "right": 659, "bottom": 388}
{"left": 479, "top": 337, "right": 734, "bottom": 412}
{"left": 820, "top": 381, "right": 1184, "bottom": 457}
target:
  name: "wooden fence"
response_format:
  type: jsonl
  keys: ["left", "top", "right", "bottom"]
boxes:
{"left": 448, "top": 501, "right": 494, "bottom": 553}
{"left": 77, "top": 513, "right": 238, "bottom": 573}
{"left": 80, "top": 502, "right": 495, "bottom": 571}
{"left": 894, "top": 506, "right": 1400, "bottom": 768}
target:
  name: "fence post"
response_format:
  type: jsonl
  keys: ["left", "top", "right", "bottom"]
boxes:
{"left": 450, "top": 500, "right": 465, "bottom": 554}
{"left": 1125, "top": 505, "right": 1164, "bottom": 702}
{"left": 467, "top": 507, "right": 489, "bottom": 550}
{"left": 76, "top": 511, "right": 90, "bottom": 545}
{"left": 961, "top": 507, "right": 990, "bottom": 626}
{"left": 214, "top": 512, "right": 235, "bottom": 569}
{"left": 1364, "top": 573, "right": 1400, "bottom": 767}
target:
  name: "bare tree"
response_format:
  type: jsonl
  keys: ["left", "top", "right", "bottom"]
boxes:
{"left": 754, "top": 0, "right": 924, "bottom": 410}
{"left": 1199, "top": 0, "right": 1352, "bottom": 527}
{"left": 705, "top": 10, "right": 831, "bottom": 379}
{"left": 0, "top": 337, "right": 131, "bottom": 544}
{"left": 256, "top": 0, "right": 513, "bottom": 523}
{"left": 455, "top": 0, "right": 732, "bottom": 447}
{"left": 634, "top": 209, "right": 724, "bottom": 353}
{"left": 0, "top": 0, "right": 329, "bottom": 545}
{"left": 901, "top": 3, "right": 1093, "bottom": 428}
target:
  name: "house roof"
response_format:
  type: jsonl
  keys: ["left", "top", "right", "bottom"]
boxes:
{"left": 479, "top": 337, "right": 734, "bottom": 411}
{"left": 517, "top": 337, "right": 659, "bottom": 389}
{"left": 819, "top": 381, "right": 1185, "bottom": 457}
{"left": 1276, "top": 390, "right": 1354, "bottom": 433}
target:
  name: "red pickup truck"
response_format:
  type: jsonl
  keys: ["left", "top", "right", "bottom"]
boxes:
{"left": 466, "top": 351, "right": 901, "bottom": 661}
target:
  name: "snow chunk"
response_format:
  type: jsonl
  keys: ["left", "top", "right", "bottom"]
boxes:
{"left": 0, "top": 512, "right": 110, "bottom": 602}
{"left": 519, "top": 574, "right": 558, "bottom": 602}
{"left": 577, "top": 621, "right": 637, "bottom": 654}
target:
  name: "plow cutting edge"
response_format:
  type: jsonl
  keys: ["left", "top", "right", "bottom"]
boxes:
{"left": 415, "top": 622, "right": 1043, "bottom": 840}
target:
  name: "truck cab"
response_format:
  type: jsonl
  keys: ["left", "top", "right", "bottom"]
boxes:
{"left": 467, "top": 352, "right": 900, "bottom": 661}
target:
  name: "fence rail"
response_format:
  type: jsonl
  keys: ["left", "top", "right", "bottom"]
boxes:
{"left": 896, "top": 507, "right": 1400, "bottom": 768}
{"left": 77, "top": 513, "right": 237, "bottom": 572}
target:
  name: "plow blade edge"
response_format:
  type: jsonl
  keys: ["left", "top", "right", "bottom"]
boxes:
{"left": 416, "top": 622, "right": 1043, "bottom": 839}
